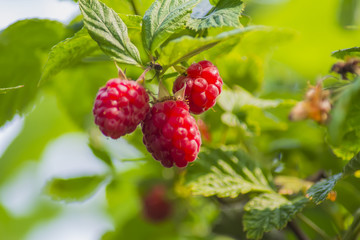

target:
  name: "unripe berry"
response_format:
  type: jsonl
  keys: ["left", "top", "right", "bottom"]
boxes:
{"left": 93, "top": 78, "right": 150, "bottom": 139}
{"left": 142, "top": 100, "right": 201, "bottom": 168}
{"left": 173, "top": 61, "right": 223, "bottom": 114}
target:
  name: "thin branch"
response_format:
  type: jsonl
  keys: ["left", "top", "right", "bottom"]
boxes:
{"left": 298, "top": 213, "right": 333, "bottom": 240}
{"left": 129, "top": 0, "right": 139, "bottom": 15}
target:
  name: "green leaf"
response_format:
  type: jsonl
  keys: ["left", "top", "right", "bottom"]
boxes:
{"left": 218, "top": 86, "right": 296, "bottom": 112}
{"left": 243, "top": 193, "right": 308, "bottom": 240}
{"left": 335, "top": 180, "right": 360, "bottom": 213}
{"left": 158, "top": 26, "right": 261, "bottom": 67}
{"left": 0, "top": 19, "right": 68, "bottom": 127}
{"left": 328, "top": 77, "right": 360, "bottom": 151}
{"left": 332, "top": 47, "right": 360, "bottom": 60}
{"left": 187, "top": 0, "right": 243, "bottom": 31}
{"left": 306, "top": 152, "right": 360, "bottom": 205}
{"left": 343, "top": 152, "right": 360, "bottom": 177}
{"left": 45, "top": 175, "right": 106, "bottom": 202}
{"left": 39, "top": 28, "right": 98, "bottom": 85}
{"left": 186, "top": 148, "right": 273, "bottom": 198}
{"left": 119, "top": 14, "right": 142, "bottom": 31}
{"left": 49, "top": 61, "right": 116, "bottom": 128}
{"left": 142, "top": 0, "right": 200, "bottom": 54}
{"left": 306, "top": 173, "right": 342, "bottom": 204}
{"left": 245, "top": 107, "right": 288, "bottom": 133}
{"left": 79, "top": 0, "right": 142, "bottom": 66}
{"left": 89, "top": 140, "right": 114, "bottom": 168}
{"left": 338, "top": 0, "right": 359, "bottom": 28}
{"left": 209, "top": 0, "right": 220, "bottom": 5}
{"left": 330, "top": 132, "right": 360, "bottom": 161}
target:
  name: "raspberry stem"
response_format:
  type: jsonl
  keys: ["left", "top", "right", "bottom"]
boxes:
{"left": 137, "top": 67, "right": 152, "bottom": 85}
{"left": 114, "top": 62, "right": 127, "bottom": 80}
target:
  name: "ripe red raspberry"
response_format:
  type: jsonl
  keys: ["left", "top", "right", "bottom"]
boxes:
{"left": 173, "top": 60, "right": 223, "bottom": 114}
{"left": 142, "top": 185, "right": 172, "bottom": 223}
{"left": 141, "top": 100, "right": 201, "bottom": 168}
{"left": 93, "top": 78, "right": 150, "bottom": 139}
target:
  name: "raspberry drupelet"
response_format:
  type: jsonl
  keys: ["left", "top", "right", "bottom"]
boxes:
{"left": 93, "top": 78, "right": 150, "bottom": 139}
{"left": 173, "top": 60, "right": 223, "bottom": 114}
{"left": 141, "top": 100, "right": 201, "bottom": 168}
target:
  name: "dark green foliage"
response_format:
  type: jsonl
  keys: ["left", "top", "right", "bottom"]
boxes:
{"left": 0, "top": 19, "right": 70, "bottom": 127}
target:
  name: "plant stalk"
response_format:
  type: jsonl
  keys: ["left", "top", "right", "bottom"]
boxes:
{"left": 343, "top": 208, "right": 360, "bottom": 240}
{"left": 297, "top": 213, "right": 333, "bottom": 240}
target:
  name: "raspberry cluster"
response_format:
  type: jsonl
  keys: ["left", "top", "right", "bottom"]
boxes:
{"left": 93, "top": 78, "right": 150, "bottom": 139}
{"left": 173, "top": 60, "right": 223, "bottom": 114}
{"left": 93, "top": 61, "right": 222, "bottom": 168}
{"left": 142, "top": 100, "right": 201, "bottom": 168}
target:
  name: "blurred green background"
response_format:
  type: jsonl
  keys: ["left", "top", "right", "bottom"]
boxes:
{"left": 1, "top": 0, "right": 360, "bottom": 239}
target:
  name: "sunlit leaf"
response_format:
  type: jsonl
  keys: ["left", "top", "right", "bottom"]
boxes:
{"left": 158, "top": 26, "right": 261, "bottom": 67}
{"left": 119, "top": 14, "right": 142, "bottom": 30}
{"left": 274, "top": 176, "right": 312, "bottom": 195}
{"left": 142, "top": 0, "right": 200, "bottom": 53}
{"left": 79, "top": 0, "right": 143, "bottom": 66}
{"left": 40, "top": 28, "right": 98, "bottom": 85}
{"left": 89, "top": 140, "right": 114, "bottom": 168}
{"left": 0, "top": 19, "right": 68, "bottom": 127}
{"left": 328, "top": 77, "right": 360, "bottom": 156}
{"left": 50, "top": 61, "right": 115, "bottom": 128}
{"left": 45, "top": 175, "right": 106, "bottom": 202}
{"left": 330, "top": 132, "right": 360, "bottom": 161}
{"left": 343, "top": 152, "right": 360, "bottom": 177}
{"left": 186, "top": 148, "right": 273, "bottom": 198}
